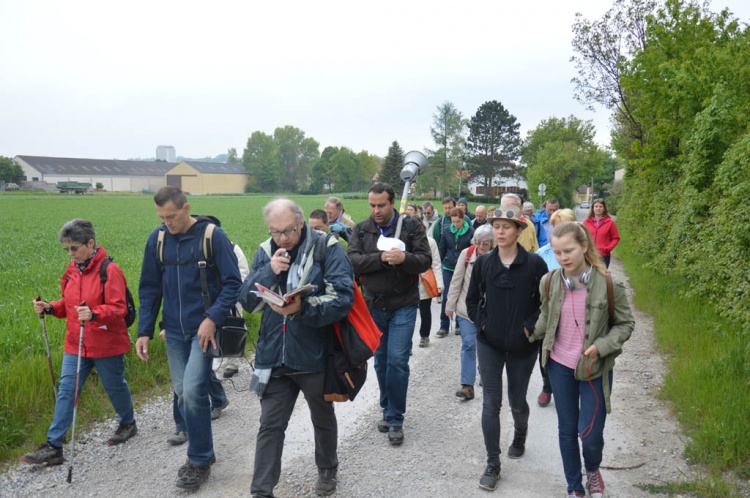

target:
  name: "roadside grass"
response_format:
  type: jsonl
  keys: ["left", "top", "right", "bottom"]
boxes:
{"left": 0, "top": 193, "right": 364, "bottom": 466}
{"left": 617, "top": 238, "right": 750, "bottom": 495}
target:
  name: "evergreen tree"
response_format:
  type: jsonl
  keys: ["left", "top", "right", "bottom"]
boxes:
{"left": 379, "top": 141, "right": 404, "bottom": 189}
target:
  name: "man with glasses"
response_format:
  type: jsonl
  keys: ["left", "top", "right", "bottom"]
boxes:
{"left": 348, "top": 183, "right": 431, "bottom": 446}
{"left": 135, "top": 186, "right": 242, "bottom": 491}
{"left": 239, "top": 198, "right": 354, "bottom": 498}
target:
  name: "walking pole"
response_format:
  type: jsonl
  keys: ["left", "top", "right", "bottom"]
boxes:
{"left": 67, "top": 301, "right": 85, "bottom": 484}
{"left": 35, "top": 295, "right": 58, "bottom": 400}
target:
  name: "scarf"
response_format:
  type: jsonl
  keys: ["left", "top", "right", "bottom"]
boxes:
{"left": 450, "top": 220, "right": 470, "bottom": 242}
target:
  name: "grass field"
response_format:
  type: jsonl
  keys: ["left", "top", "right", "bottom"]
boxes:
{"left": 0, "top": 192, "right": 375, "bottom": 465}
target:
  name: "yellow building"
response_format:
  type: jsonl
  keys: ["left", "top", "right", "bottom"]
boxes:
{"left": 165, "top": 161, "right": 249, "bottom": 194}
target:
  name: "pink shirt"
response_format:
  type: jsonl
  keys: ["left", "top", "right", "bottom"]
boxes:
{"left": 550, "top": 287, "right": 588, "bottom": 369}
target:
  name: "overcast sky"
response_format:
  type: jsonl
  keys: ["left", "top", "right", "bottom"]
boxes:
{"left": 1, "top": 0, "right": 748, "bottom": 161}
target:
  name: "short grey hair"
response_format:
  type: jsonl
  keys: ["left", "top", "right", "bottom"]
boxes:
{"left": 523, "top": 201, "right": 535, "bottom": 211}
{"left": 501, "top": 193, "right": 522, "bottom": 208}
{"left": 59, "top": 219, "right": 96, "bottom": 245}
{"left": 472, "top": 224, "right": 495, "bottom": 245}
{"left": 263, "top": 198, "right": 304, "bottom": 225}
{"left": 422, "top": 201, "right": 434, "bottom": 210}
{"left": 325, "top": 196, "right": 343, "bottom": 210}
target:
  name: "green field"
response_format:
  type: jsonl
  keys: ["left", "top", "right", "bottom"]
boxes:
{"left": 0, "top": 192, "right": 375, "bottom": 464}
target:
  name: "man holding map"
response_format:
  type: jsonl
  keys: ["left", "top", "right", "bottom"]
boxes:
{"left": 237, "top": 198, "right": 354, "bottom": 498}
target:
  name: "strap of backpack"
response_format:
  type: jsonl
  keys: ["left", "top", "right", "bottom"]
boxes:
{"left": 100, "top": 257, "right": 112, "bottom": 303}
{"left": 197, "top": 223, "right": 218, "bottom": 312}
{"left": 605, "top": 271, "right": 614, "bottom": 325}
{"left": 465, "top": 245, "right": 476, "bottom": 269}
{"left": 545, "top": 269, "right": 558, "bottom": 300}
{"left": 156, "top": 229, "right": 166, "bottom": 270}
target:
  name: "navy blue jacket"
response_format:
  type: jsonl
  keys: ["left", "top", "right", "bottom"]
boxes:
{"left": 137, "top": 217, "right": 242, "bottom": 340}
{"left": 239, "top": 226, "right": 354, "bottom": 372}
{"left": 438, "top": 222, "right": 474, "bottom": 272}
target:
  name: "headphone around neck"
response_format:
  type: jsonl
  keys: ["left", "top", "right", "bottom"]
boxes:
{"left": 561, "top": 266, "right": 593, "bottom": 291}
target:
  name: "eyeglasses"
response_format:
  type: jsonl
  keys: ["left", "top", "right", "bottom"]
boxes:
{"left": 477, "top": 240, "right": 493, "bottom": 248}
{"left": 269, "top": 225, "right": 299, "bottom": 238}
{"left": 63, "top": 245, "right": 82, "bottom": 253}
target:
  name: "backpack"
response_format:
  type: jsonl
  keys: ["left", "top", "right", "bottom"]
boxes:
{"left": 544, "top": 268, "right": 614, "bottom": 325}
{"left": 314, "top": 233, "right": 382, "bottom": 402}
{"left": 156, "top": 222, "right": 217, "bottom": 270}
{"left": 100, "top": 257, "right": 137, "bottom": 328}
{"left": 464, "top": 245, "right": 476, "bottom": 269}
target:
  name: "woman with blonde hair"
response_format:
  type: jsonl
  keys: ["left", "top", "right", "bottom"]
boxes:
{"left": 529, "top": 221, "right": 634, "bottom": 498}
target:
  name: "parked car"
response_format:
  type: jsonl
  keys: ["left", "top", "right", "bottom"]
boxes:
{"left": 4, "top": 183, "right": 20, "bottom": 191}
{"left": 580, "top": 200, "right": 590, "bottom": 209}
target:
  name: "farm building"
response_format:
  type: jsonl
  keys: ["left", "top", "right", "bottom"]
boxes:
{"left": 165, "top": 161, "right": 249, "bottom": 194}
{"left": 13, "top": 156, "right": 249, "bottom": 194}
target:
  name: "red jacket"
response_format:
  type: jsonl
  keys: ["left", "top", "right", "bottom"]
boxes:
{"left": 50, "top": 246, "right": 131, "bottom": 358}
{"left": 583, "top": 216, "right": 620, "bottom": 258}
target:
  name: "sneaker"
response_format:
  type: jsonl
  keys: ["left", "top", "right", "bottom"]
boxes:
{"left": 223, "top": 364, "right": 239, "bottom": 378}
{"left": 478, "top": 463, "right": 500, "bottom": 491}
{"left": 20, "top": 442, "right": 64, "bottom": 465}
{"left": 537, "top": 391, "right": 552, "bottom": 407}
{"left": 176, "top": 461, "right": 211, "bottom": 490}
{"left": 455, "top": 385, "right": 475, "bottom": 400}
{"left": 211, "top": 400, "right": 229, "bottom": 420}
{"left": 436, "top": 329, "right": 449, "bottom": 338}
{"left": 166, "top": 430, "right": 188, "bottom": 446}
{"left": 567, "top": 492, "right": 585, "bottom": 498}
{"left": 178, "top": 456, "right": 216, "bottom": 477}
{"left": 586, "top": 469, "right": 605, "bottom": 498}
{"left": 388, "top": 426, "right": 404, "bottom": 446}
{"left": 107, "top": 422, "right": 137, "bottom": 445}
{"left": 315, "top": 467, "right": 338, "bottom": 496}
{"left": 507, "top": 428, "right": 527, "bottom": 459}
{"left": 455, "top": 327, "right": 461, "bottom": 335}
{"left": 377, "top": 418, "right": 389, "bottom": 433}
{"left": 419, "top": 337, "right": 429, "bottom": 348}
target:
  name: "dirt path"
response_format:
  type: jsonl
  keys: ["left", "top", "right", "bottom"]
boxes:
{"left": 1, "top": 257, "right": 695, "bottom": 497}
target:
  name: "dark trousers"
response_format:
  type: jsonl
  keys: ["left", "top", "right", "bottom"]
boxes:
{"left": 251, "top": 372, "right": 338, "bottom": 497}
{"left": 477, "top": 342, "right": 538, "bottom": 465}
{"left": 418, "top": 298, "right": 432, "bottom": 338}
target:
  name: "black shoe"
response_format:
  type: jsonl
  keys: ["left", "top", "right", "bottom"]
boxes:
{"left": 507, "top": 428, "right": 527, "bottom": 459}
{"left": 377, "top": 418, "right": 389, "bottom": 433}
{"left": 478, "top": 463, "right": 501, "bottom": 491}
{"left": 107, "top": 421, "right": 137, "bottom": 445}
{"left": 388, "top": 426, "right": 404, "bottom": 446}
{"left": 315, "top": 467, "right": 337, "bottom": 496}
{"left": 178, "top": 456, "right": 216, "bottom": 478}
{"left": 223, "top": 364, "right": 239, "bottom": 378}
{"left": 436, "top": 329, "right": 449, "bottom": 338}
{"left": 176, "top": 462, "right": 211, "bottom": 490}
{"left": 20, "top": 442, "right": 64, "bottom": 465}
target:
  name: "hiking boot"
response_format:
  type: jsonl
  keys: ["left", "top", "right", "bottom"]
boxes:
{"left": 455, "top": 327, "right": 461, "bottom": 335}
{"left": 377, "top": 418, "right": 389, "bottom": 433}
{"left": 436, "top": 329, "right": 449, "bottom": 338}
{"left": 223, "top": 364, "right": 239, "bottom": 378}
{"left": 507, "top": 427, "right": 527, "bottom": 459}
{"left": 166, "top": 430, "right": 188, "bottom": 446}
{"left": 176, "top": 462, "right": 211, "bottom": 490}
{"left": 388, "top": 426, "right": 404, "bottom": 446}
{"left": 478, "top": 463, "right": 500, "bottom": 491}
{"left": 178, "top": 456, "right": 216, "bottom": 477}
{"left": 455, "top": 385, "right": 475, "bottom": 400}
{"left": 586, "top": 469, "right": 605, "bottom": 498}
{"left": 419, "top": 337, "right": 429, "bottom": 348}
{"left": 537, "top": 390, "right": 552, "bottom": 407}
{"left": 211, "top": 400, "right": 229, "bottom": 420}
{"left": 315, "top": 467, "right": 338, "bottom": 496}
{"left": 107, "top": 421, "right": 137, "bottom": 445}
{"left": 20, "top": 442, "right": 64, "bottom": 465}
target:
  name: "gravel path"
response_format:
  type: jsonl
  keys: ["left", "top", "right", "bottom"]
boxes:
{"left": 1, "top": 257, "right": 697, "bottom": 497}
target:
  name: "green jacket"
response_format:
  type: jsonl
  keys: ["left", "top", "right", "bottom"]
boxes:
{"left": 529, "top": 269, "right": 635, "bottom": 413}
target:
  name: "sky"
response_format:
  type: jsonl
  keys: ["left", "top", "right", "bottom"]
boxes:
{"left": 1, "top": 0, "right": 748, "bottom": 161}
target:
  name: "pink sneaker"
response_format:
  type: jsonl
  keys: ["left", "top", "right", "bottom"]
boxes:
{"left": 537, "top": 391, "right": 552, "bottom": 407}
{"left": 586, "top": 469, "right": 605, "bottom": 498}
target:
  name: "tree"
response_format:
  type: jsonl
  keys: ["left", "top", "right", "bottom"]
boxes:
{"left": 465, "top": 100, "right": 522, "bottom": 193}
{"left": 0, "top": 156, "right": 23, "bottom": 183}
{"left": 353, "top": 151, "right": 379, "bottom": 192}
{"left": 274, "top": 126, "right": 320, "bottom": 192}
{"left": 426, "top": 101, "right": 467, "bottom": 195}
{"left": 311, "top": 146, "right": 340, "bottom": 193}
{"left": 243, "top": 131, "right": 280, "bottom": 192}
{"left": 379, "top": 141, "right": 404, "bottom": 189}
{"left": 227, "top": 148, "right": 240, "bottom": 164}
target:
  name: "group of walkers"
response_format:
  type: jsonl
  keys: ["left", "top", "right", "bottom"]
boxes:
{"left": 22, "top": 185, "right": 632, "bottom": 498}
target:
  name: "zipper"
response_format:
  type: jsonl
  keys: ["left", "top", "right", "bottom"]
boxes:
{"left": 282, "top": 316, "right": 288, "bottom": 364}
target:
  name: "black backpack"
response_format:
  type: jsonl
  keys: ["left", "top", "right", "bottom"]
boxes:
{"left": 100, "top": 257, "right": 137, "bottom": 328}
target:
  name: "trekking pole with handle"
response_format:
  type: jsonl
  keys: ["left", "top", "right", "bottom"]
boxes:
{"left": 35, "top": 295, "right": 58, "bottom": 400}
{"left": 67, "top": 301, "right": 86, "bottom": 484}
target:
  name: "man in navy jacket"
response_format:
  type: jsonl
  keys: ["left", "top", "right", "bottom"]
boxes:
{"left": 135, "top": 186, "right": 241, "bottom": 491}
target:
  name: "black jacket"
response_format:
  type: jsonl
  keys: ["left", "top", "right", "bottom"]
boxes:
{"left": 466, "top": 244, "right": 548, "bottom": 355}
{"left": 438, "top": 222, "right": 474, "bottom": 271}
{"left": 348, "top": 214, "right": 431, "bottom": 310}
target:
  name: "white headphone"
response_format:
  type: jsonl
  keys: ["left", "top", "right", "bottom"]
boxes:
{"left": 561, "top": 266, "right": 593, "bottom": 291}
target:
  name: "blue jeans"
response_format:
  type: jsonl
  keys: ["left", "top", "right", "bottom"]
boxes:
{"left": 47, "top": 353, "right": 134, "bottom": 447}
{"left": 456, "top": 316, "right": 477, "bottom": 385}
{"left": 440, "top": 270, "right": 454, "bottom": 330}
{"left": 371, "top": 305, "right": 417, "bottom": 427}
{"left": 172, "top": 370, "right": 227, "bottom": 432}
{"left": 166, "top": 333, "right": 214, "bottom": 467}
{"left": 476, "top": 342, "right": 537, "bottom": 465}
{"left": 547, "top": 359, "right": 612, "bottom": 495}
